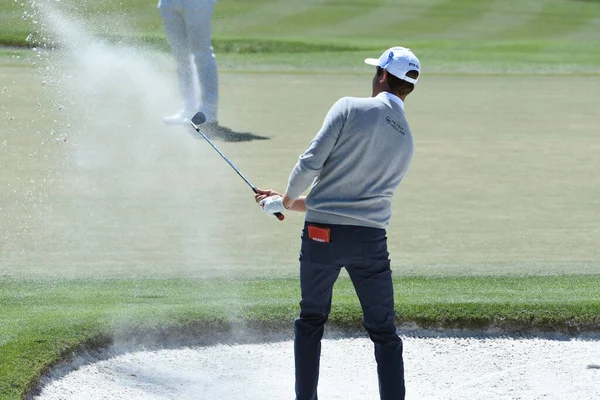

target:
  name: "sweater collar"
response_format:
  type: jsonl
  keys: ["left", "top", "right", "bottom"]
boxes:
{"left": 377, "top": 91, "right": 404, "bottom": 110}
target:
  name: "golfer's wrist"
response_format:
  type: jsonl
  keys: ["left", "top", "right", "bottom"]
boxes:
{"left": 282, "top": 194, "right": 293, "bottom": 210}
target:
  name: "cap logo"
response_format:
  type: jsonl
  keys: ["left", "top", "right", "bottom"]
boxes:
{"left": 409, "top": 62, "right": 419, "bottom": 69}
{"left": 382, "top": 51, "right": 394, "bottom": 68}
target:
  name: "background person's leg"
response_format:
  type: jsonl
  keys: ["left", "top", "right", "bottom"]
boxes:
{"left": 346, "top": 234, "right": 405, "bottom": 400}
{"left": 159, "top": 0, "right": 199, "bottom": 120}
{"left": 295, "top": 228, "right": 341, "bottom": 400}
{"left": 182, "top": 0, "right": 218, "bottom": 124}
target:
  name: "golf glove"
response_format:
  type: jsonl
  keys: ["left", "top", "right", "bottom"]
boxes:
{"left": 260, "top": 195, "right": 286, "bottom": 215}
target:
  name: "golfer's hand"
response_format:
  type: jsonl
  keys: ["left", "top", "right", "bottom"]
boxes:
{"left": 254, "top": 188, "right": 282, "bottom": 204}
{"left": 259, "top": 195, "right": 286, "bottom": 215}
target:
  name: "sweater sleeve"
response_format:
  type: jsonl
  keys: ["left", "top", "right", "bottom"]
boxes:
{"left": 285, "top": 98, "right": 348, "bottom": 200}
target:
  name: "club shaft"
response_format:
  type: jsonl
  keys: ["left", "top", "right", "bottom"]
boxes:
{"left": 190, "top": 121, "right": 284, "bottom": 221}
{"left": 193, "top": 126, "right": 257, "bottom": 192}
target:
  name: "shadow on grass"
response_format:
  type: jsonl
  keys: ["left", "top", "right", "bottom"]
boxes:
{"left": 189, "top": 124, "right": 271, "bottom": 143}
{"left": 207, "top": 125, "right": 270, "bottom": 142}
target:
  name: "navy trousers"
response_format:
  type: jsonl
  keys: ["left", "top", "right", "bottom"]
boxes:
{"left": 294, "top": 222, "right": 405, "bottom": 400}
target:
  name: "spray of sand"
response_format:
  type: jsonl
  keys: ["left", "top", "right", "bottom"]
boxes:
{"left": 16, "top": 0, "right": 231, "bottom": 277}
{"left": 18, "top": 0, "right": 251, "bottom": 351}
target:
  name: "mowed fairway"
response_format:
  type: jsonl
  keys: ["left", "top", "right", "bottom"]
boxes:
{"left": 2, "top": 60, "right": 599, "bottom": 277}
{"left": 2, "top": 0, "right": 600, "bottom": 74}
{"left": 1, "top": 0, "right": 600, "bottom": 398}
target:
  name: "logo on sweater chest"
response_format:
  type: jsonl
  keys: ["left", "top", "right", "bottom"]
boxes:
{"left": 385, "top": 116, "right": 405, "bottom": 135}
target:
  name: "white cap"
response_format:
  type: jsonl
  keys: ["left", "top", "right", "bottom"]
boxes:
{"left": 364, "top": 47, "right": 421, "bottom": 84}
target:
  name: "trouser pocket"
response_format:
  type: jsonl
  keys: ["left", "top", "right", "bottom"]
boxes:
{"left": 300, "top": 234, "right": 332, "bottom": 265}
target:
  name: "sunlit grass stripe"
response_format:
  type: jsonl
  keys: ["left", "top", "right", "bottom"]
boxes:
{"left": 445, "top": 0, "right": 544, "bottom": 40}
{"left": 212, "top": 0, "right": 276, "bottom": 21}
{"left": 235, "top": 0, "right": 386, "bottom": 38}
{"left": 216, "top": 0, "right": 329, "bottom": 37}
{"left": 557, "top": 13, "right": 600, "bottom": 43}
{"left": 383, "top": 0, "right": 494, "bottom": 39}
{"left": 305, "top": 0, "right": 442, "bottom": 42}
{"left": 214, "top": 0, "right": 328, "bottom": 37}
{"left": 495, "top": 0, "right": 600, "bottom": 41}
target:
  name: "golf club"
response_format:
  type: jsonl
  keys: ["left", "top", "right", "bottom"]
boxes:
{"left": 190, "top": 112, "right": 284, "bottom": 221}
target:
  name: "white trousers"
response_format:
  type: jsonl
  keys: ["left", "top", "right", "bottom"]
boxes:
{"left": 158, "top": 0, "right": 218, "bottom": 122}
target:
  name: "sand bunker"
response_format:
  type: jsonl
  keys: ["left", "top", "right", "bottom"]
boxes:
{"left": 34, "top": 335, "right": 600, "bottom": 399}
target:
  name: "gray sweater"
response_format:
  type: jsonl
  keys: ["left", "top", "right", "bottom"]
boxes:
{"left": 286, "top": 92, "right": 414, "bottom": 229}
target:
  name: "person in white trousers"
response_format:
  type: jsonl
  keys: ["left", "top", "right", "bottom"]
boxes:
{"left": 159, "top": 0, "right": 219, "bottom": 126}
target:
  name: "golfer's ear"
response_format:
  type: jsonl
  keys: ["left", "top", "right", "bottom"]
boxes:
{"left": 380, "top": 69, "right": 389, "bottom": 83}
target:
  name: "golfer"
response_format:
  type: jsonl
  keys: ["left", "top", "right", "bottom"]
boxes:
{"left": 256, "top": 47, "right": 420, "bottom": 400}
{"left": 158, "top": 0, "right": 219, "bottom": 126}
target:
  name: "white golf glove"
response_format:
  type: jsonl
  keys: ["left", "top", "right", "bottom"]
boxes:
{"left": 260, "top": 195, "right": 286, "bottom": 215}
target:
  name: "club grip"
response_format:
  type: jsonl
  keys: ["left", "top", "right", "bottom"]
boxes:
{"left": 253, "top": 188, "right": 285, "bottom": 221}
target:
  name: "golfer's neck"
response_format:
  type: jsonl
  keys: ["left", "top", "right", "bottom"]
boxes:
{"left": 374, "top": 88, "right": 407, "bottom": 102}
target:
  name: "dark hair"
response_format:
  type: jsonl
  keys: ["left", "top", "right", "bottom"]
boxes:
{"left": 377, "top": 67, "right": 419, "bottom": 97}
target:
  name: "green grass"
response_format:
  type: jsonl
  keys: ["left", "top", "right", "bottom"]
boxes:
{"left": 2, "top": 0, "right": 600, "bottom": 74}
{"left": 1, "top": 275, "right": 599, "bottom": 399}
